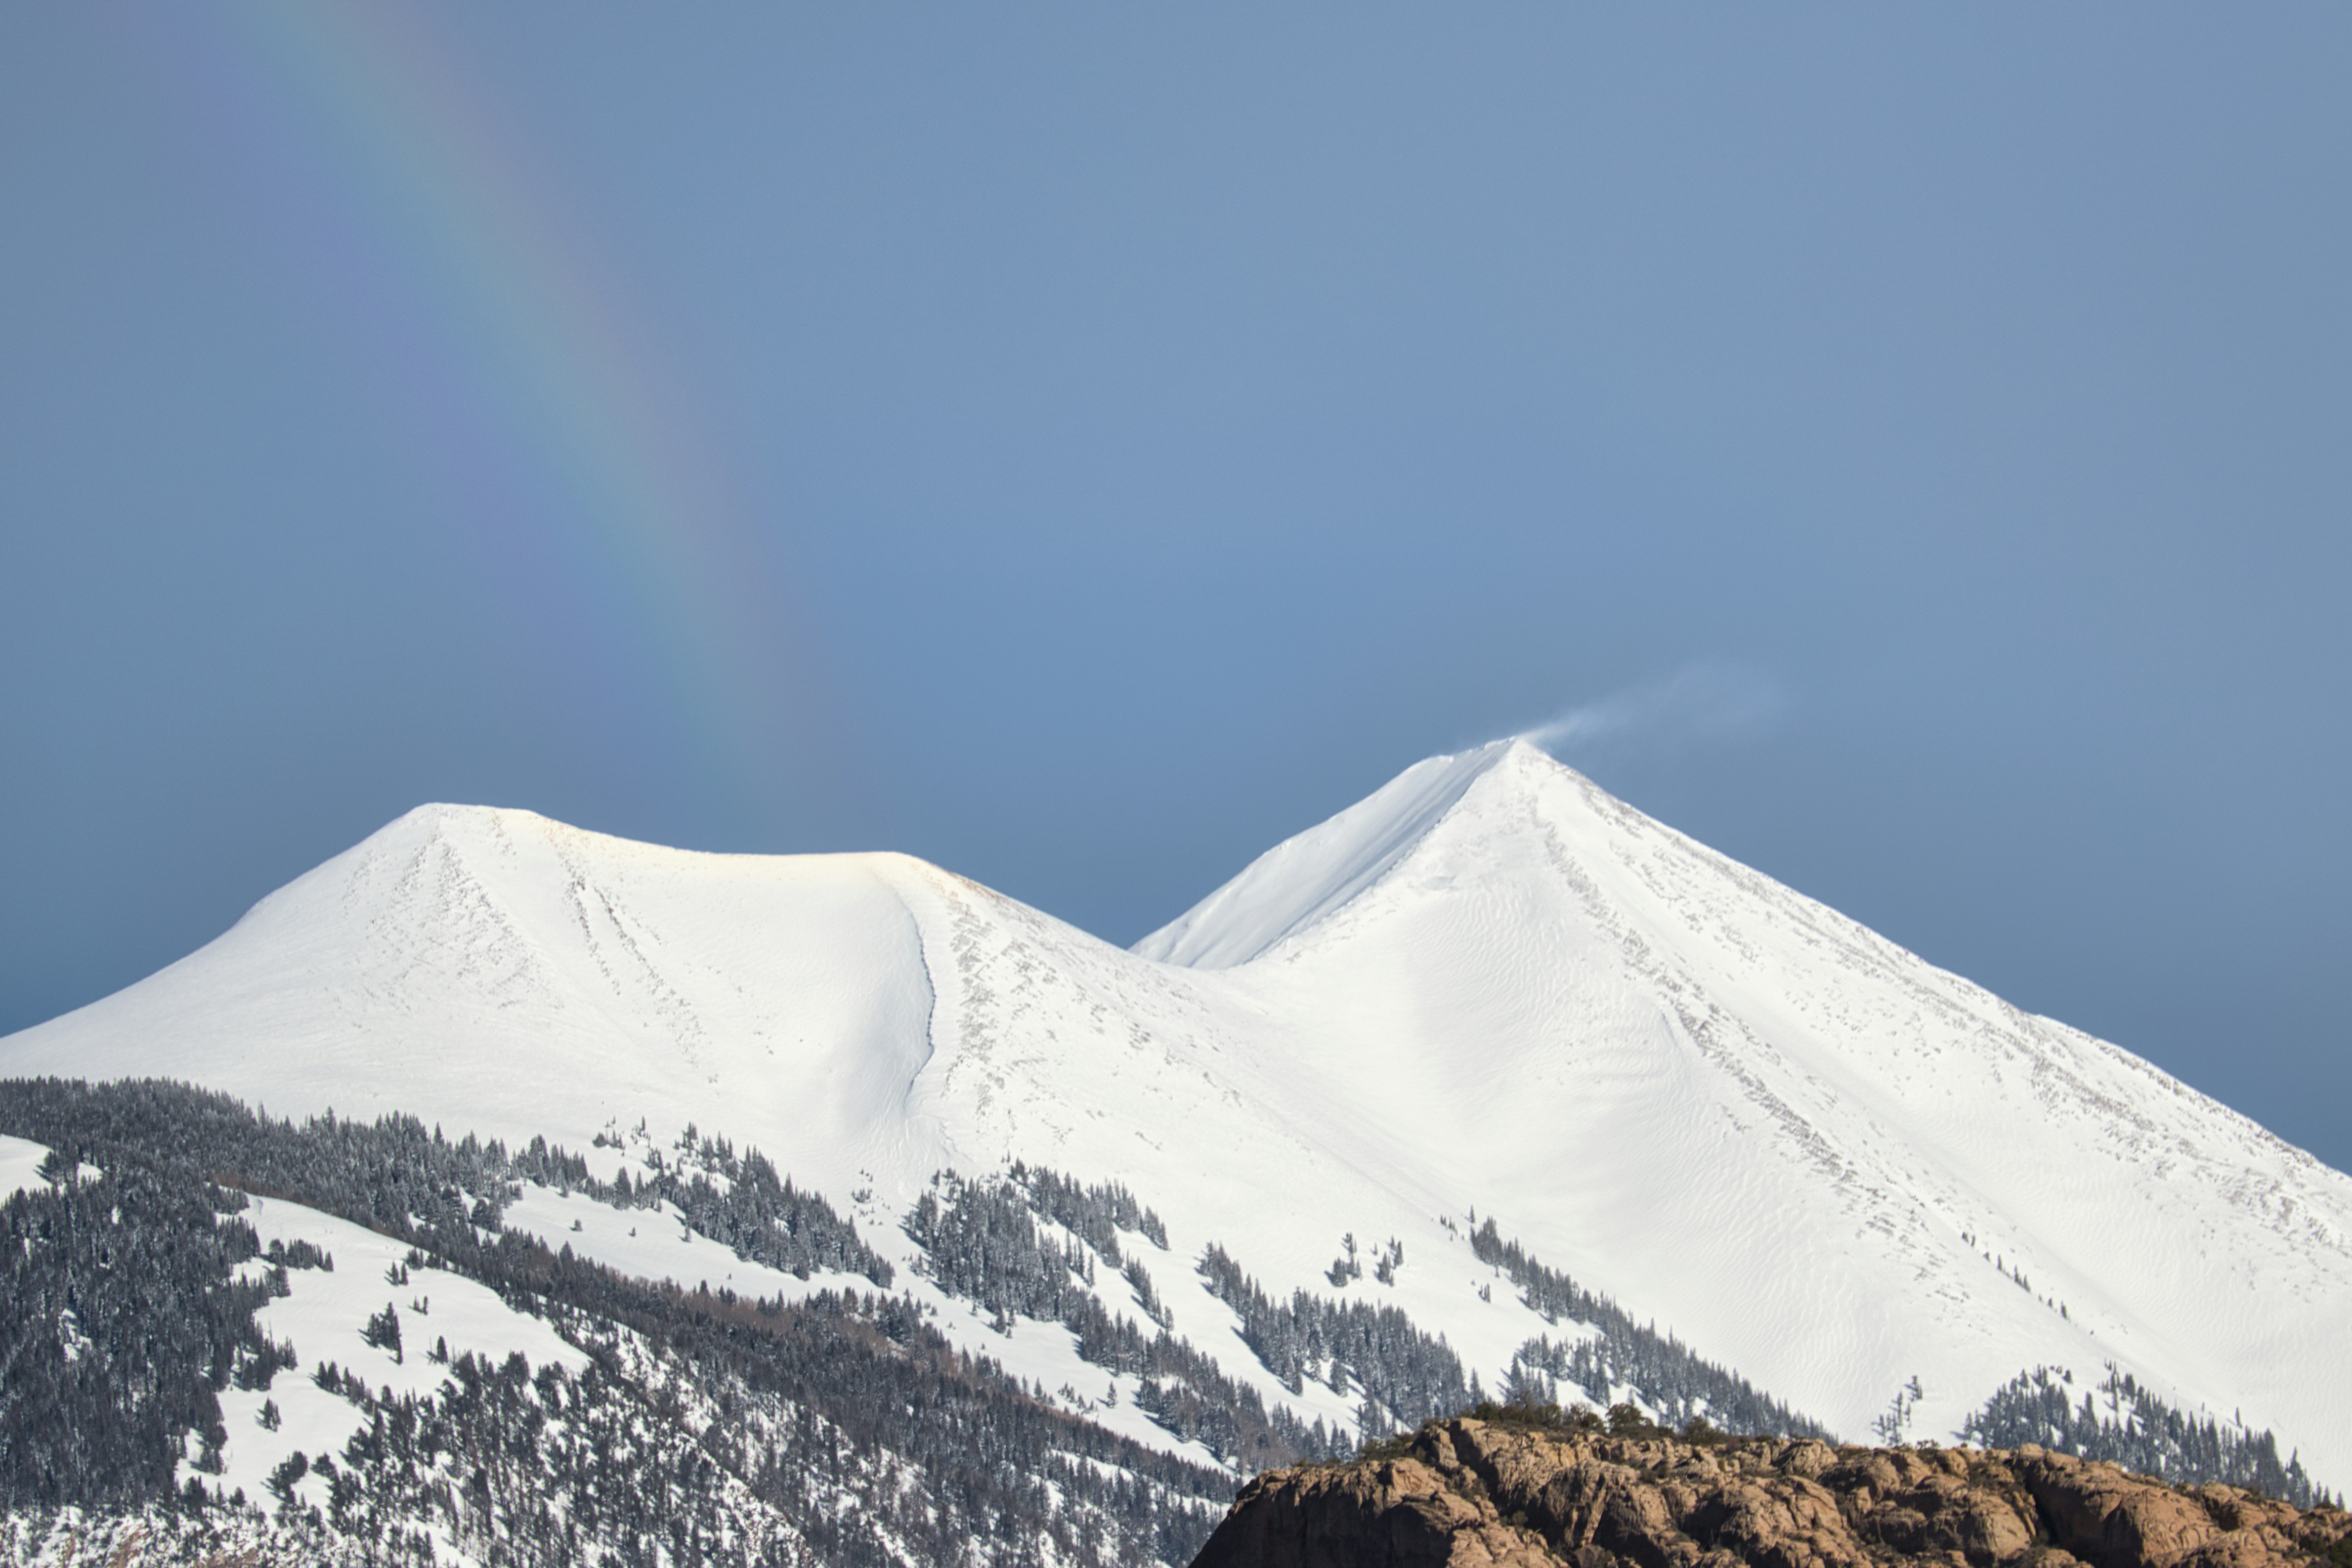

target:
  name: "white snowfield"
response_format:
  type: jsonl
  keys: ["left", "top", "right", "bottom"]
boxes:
{"left": 6, "top": 739, "right": 2348, "bottom": 1484}
{"left": 0, "top": 1134, "right": 58, "bottom": 1199}
{"left": 219, "top": 1193, "right": 590, "bottom": 1527}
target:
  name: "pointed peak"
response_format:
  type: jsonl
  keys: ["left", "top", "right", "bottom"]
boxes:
{"left": 1133, "top": 739, "right": 1523, "bottom": 970}
{"left": 1503, "top": 730, "right": 1624, "bottom": 781}
{"left": 1493, "top": 732, "right": 1580, "bottom": 780}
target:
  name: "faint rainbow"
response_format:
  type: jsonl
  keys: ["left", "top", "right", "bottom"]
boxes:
{"left": 229, "top": 3, "right": 823, "bottom": 801}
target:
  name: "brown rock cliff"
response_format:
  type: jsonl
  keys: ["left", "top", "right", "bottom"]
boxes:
{"left": 1190, "top": 1420, "right": 2351, "bottom": 1568}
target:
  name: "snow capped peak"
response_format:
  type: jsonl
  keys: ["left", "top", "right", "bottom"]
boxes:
{"left": 1133, "top": 739, "right": 1524, "bottom": 969}
{"left": 15, "top": 799, "right": 948, "bottom": 1180}
{"left": 8, "top": 737, "right": 2352, "bottom": 1486}
{"left": 1132, "top": 736, "right": 1613, "bottom": 969}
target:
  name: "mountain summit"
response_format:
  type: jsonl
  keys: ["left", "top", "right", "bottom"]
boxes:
{"left": 1133, "top": 738, "right": 1519, "bottom": 968}
{"left": 6, "top": 742, "right": 2347, "bottom": 1490}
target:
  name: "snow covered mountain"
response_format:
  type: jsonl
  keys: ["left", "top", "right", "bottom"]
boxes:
{"left": 7, "top": 738, "right": 2347, "bottom": 1497}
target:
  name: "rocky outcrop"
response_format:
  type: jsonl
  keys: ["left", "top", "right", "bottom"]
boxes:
{"left": 1190, "top": 1420, "right": 2352, "bottom": 1568}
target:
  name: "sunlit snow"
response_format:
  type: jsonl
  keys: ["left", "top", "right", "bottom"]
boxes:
{"left": 6, "top": 739, "right": 2347, "bottom": 1483}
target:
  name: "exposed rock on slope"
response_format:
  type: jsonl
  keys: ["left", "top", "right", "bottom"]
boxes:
{"left": 1191, "top": 1418, "right": 2352, "bottom": 1568}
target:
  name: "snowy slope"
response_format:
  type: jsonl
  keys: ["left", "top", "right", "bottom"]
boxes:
{"left": 2, "top": 806, "right": 945, "bottom": 1193}
{"left": 1133, "top": 746, "right": 1500, "bottom": 969}
{"left": 217, "top": 1194, "right": 591, "bottom": 1526}
{"left": 1137, "top": 742, "right": 2352, "bottom": 1466}
{"left": 5, "top": 742, "right": 2348, "bottom": 1484}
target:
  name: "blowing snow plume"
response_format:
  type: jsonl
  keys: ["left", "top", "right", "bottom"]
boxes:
{"left": 1519, "top": 665, "right": 1783, "bottom": 757}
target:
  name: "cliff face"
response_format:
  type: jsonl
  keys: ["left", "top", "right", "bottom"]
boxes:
{"left": 1190, "top": 1420, "right": 2352, "bottom": 1568}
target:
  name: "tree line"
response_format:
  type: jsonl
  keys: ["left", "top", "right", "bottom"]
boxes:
{"left": 1471, "top": 1217, "right": 1831, "bottom": 1438}
{"left": 0, "top": 1077, "right": 1233, "bottom": 1566}
{"left": 1961, "top": 1364, "right": 2331, "bottom": 1508}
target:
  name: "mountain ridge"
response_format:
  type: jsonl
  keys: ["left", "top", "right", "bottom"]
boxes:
{"left": 4, "top": 742, "right": 2345, "bottom": 1490}
{"left": 1132, "top": 739, "right": 1518, "bottom": 969}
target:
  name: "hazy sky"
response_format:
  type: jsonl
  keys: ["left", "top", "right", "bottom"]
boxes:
{"left": 4, "top": 6, "right": 2348, "bottom": 1172}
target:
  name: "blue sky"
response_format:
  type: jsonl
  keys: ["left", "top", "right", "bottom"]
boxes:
{"left": 3, "top": 5, "right": 2348, "bottom": 1172}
